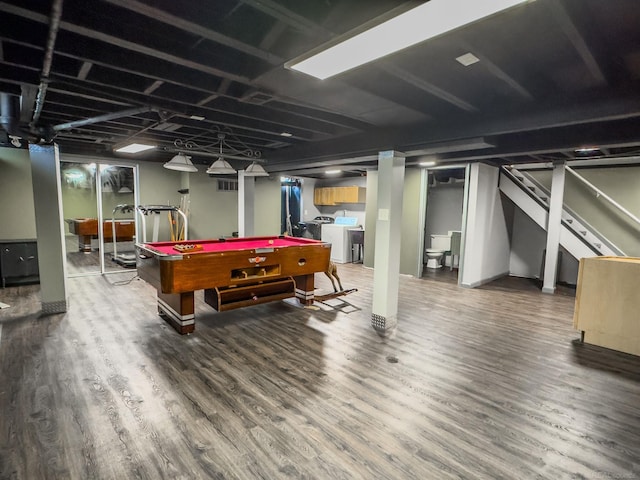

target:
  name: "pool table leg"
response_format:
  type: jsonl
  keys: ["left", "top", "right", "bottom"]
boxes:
{"left": 78, "top": 235, "right": 93, "bottom": 253}
{"left": 293, "top": 274, "right": 315, "bottom": 306}
{"left": 157, "top": 291, "right": 195, "bottom": 334}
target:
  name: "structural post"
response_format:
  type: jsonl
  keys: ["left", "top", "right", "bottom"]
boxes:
{"left": 238, "top": 171, "right": 255, "bottom": 237}
{"left": 371, "top": 150, "right": 405, "bottom": 336}
{"left": 542, "top": 160, "right": 566, "bottom": 294}
{"left": 29, "top": 143, "right": 68, "bottom": 313}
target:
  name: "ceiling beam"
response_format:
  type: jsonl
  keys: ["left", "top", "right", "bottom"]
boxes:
{"left": 143, "top": 80, "right": 164, "bottom": 95}
{"left": 458, "top": 43, "right": 534, "bottom": 100}
{"left": 0, "top": 2, "right": 253, "bottom": 85}
{"left": 269, "top": 90, "right": 640, "bottom": 163}
{"left": 102, "top": 0, "right": 282, "bottom": 65}
{"left": 52, "top": 106, "right": 156, "bottom": 131}
{"left": 77, "top": 61, "right": 92, "bottom": 80}
{"left": 547, "top": 0, "right": 607, "bottom": 86}
{"left": 239, "top": 0, "right": 326, "bottom": 35}
{"left": 379, "top": 63, "right": 478, "bottom": 112}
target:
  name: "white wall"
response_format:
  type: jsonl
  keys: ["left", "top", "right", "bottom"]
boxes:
{"left": 0, "top": 147, "right": 36, "bottom": 239}
{"left": 460, "top": 163, "right": 511, "bottom": 288}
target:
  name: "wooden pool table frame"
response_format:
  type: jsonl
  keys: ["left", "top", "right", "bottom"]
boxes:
{"left": 66, "top": 218, "right": 135, "bottom": 252}
{"left": 136, "top": 236, "right": 331, "bottom": 334}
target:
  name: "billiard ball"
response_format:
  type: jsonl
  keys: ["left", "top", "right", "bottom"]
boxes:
{"left": 268, "top": 239, "right": 274, "bottom": 245}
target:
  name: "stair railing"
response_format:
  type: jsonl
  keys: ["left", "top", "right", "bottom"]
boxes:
{"left": 565, "top": 166, "right": 640, "bottom": 229}
{"left": 502, "top": 166, "right": 625, "bottom": 256}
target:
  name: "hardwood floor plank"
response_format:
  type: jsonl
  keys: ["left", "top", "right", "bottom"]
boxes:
{"left": 1, "top": 265, "right": 640, "bottom": 479}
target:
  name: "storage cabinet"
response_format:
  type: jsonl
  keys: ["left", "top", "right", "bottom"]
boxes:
{"left": 0, "top": 240, "right": 40, "bottom": 287}
{"left": 573, "top": 256, "right": 640, "bottom": 356}
{"left": 314, "top": 186, "right": 366, "bottom": 205}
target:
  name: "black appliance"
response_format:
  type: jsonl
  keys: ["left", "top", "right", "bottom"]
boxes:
{"left": 297, "top": 216, "right": 334, "bottom": 240}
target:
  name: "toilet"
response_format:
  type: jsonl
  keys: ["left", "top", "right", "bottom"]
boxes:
{"left": 425, "top": 234, "right": 451, "bottom": 269}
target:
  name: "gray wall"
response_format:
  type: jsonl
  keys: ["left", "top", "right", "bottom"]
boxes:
{"left": 508, "top": 207, "right": 579, "bottom": 284}
{"left": 0, "top": 149, "right": 278, "bottom": 248}
{"left": 187, "top": 170, "right": 238, "bottom": 239}
{"left": 424, "top": 179, "right": 464, "bottom": 246}
{"left": 0, "top": 147, "right": 36, "bottom": 239}
{"left": 254, "top": 176, "right": 282, "bottom": 236}
{"left": 364, "top": 167, "right": 424, "bottom": 276}
{"left": 528, "top": 166, "right": 640, "bottom": 256}
{"left": 300, "top": 177, "right": 322, "bottom": 222}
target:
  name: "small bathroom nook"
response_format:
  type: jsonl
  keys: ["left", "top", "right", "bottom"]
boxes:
{"left": 425, "top": 231, "right": 462, "bottom": 269}
{"left": 422, "top": 167, "right": 465, "bottom": 278}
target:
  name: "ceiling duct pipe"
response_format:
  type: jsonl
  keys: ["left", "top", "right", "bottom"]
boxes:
{"left": 31, "top": 0, "right": 64, "bottom": 125}
{"left": 1, "top": 93, "right": 43, "bottom": 142}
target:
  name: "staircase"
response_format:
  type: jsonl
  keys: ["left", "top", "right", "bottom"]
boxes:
{"left": 499, "top": 166, "right": 623, "bottom": 260}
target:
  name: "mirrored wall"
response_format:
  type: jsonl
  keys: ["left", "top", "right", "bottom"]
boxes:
{"left": 60, "top": 161, "right": 139, "bottom": 276}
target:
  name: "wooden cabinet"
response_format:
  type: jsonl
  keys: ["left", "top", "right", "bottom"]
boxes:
{"left": 574, "top": 256, "right": 640, "bottom": 356}
{"left": 0, "top": 239, "right": 40, "bottom": 288}
{"left": 314, "top": 186, "right": 366, "bottom": 205}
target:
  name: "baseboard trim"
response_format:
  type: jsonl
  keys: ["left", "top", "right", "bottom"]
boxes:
{"left": 460, "top": 271, "right": 509, "bottom": 289}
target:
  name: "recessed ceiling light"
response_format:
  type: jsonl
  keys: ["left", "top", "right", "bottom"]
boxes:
{"left": 189, "top": 115, "right": 205, "bottom": 121}
{"left": 286, "top": 0, "right": 530, "bottom": 79}
{"left": 280, "top": 132, "right": 293, "bottom": 137}
{"left": 325, "top": 169, "right": 342, "bottom": 174}
{"left": 456, "top": 52, "right": 480, "bottom": 66}
{"left": 115, "top": 143, "right": 155, "bottom": 154}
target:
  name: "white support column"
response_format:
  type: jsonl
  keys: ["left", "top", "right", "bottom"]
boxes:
{"left": 371, "top": 150, "right": 405, "bottom": 336}
{"left": 29, "top": 143, "right": 68, "bottom": 313}
{"left": 542, "top": 160, "right": 566, "bottom": 294}
{"left": 238, "top": 171, "right": 255, "bottom": 237}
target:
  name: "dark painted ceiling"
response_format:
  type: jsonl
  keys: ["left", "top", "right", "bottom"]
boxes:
{"left": 1, "top": 0, "right": 640, "bottom": 178}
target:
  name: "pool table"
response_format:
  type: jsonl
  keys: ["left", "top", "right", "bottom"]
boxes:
{"left": 66, "top": 218, "right": 135, "bottom": 252}
{"left": 136, "top": 235, "right": 331, "bottom": 334}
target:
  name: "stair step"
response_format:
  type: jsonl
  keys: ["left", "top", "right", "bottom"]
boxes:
{"left": 540, "top": 197, "right": 548, "bottom": 202}
{"left": 515, "top": 176, "right": 524, "bottom": 181}
{"left": 566, "top": 219, "right": 573, "bottom": 224}
{"left": 580, "top": 230, "right": 587, "bottom": 236}
{"left": 594, "top": 243, "right": 602, "bottom": 249}
{"left": 528, "top": 186, "right": 536, "bottom": 191}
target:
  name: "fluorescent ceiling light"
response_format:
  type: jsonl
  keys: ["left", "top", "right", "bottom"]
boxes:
{"left": 189, "top": 115, "right": 205, "bottom": 121}
{"left": 575, "top": 147, "right": 599, "bottom": 153}
{"left": 325, "top": 169, "right": 342, "bottom": 174}
{"left": 286, "top": 0, "right": 530, "bottom": 79}
{"left": 115, "top": 143, "right": 155, "bottom": 153}
{"left": 420, "top": 161, "right": 436, "bottom": 167}
{"left": 280, "top": 132, "right": 293, "bottom": 137}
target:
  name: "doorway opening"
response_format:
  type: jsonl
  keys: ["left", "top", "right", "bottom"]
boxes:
{"left": 422, "top": 167, "right": 466, "bottom": 283}
{"left": 281, "top": 177, "right": 302, "bottom": 236}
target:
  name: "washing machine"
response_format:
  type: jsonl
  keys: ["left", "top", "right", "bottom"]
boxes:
{"left": 321, "top": 217, "right": 360, "bottom": 264}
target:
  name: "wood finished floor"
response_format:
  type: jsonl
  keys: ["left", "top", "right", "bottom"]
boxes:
{"left": 1, "top": 264, "right": 639, "bottom": 479}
